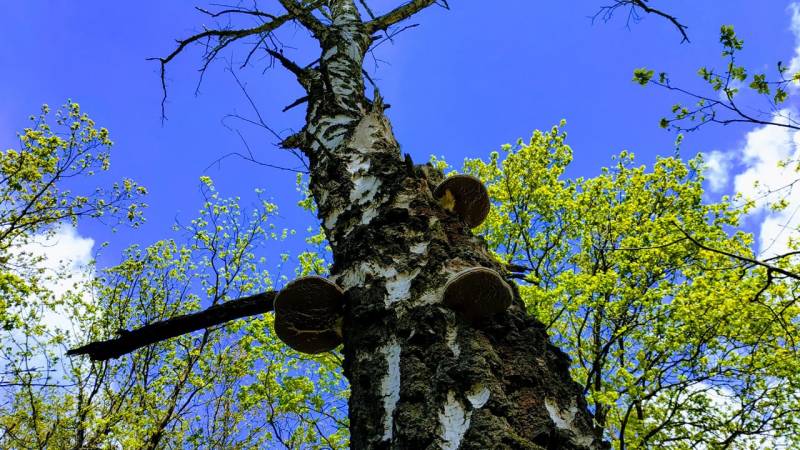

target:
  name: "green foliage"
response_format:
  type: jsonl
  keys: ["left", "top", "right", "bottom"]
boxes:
{"left": 633, "top": 68, "right": 654, "bottom": 86}
{"left": 0, "top": 102, "right": 146, "bottom": 330}
{"left": 0, "top": 110, "right": 347, "bottom": 448}
{"left": 465, "top": 124, "right": 800, "bottom": 448}
{"left": 4, "top": 108, "right": 798, "bottom": 449}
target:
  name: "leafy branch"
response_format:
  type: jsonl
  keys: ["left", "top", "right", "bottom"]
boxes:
{"left": 633, "top": 25, "right": 800, "bottom": 133}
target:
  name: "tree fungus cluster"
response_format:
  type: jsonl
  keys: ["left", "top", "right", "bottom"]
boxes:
{"left": 274, "top": 175, "right": 512, "bottom": 354}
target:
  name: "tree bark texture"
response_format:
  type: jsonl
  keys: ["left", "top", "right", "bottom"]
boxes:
{"left": 294, "top": 3, "right": 605, "bottom": 448}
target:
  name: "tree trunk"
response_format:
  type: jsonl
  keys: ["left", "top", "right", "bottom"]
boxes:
{"left": 297, "top": 3, "right": 604, "bottom": 448}
{"left": 68, "top": 1, "right": 608, "bottom": 446}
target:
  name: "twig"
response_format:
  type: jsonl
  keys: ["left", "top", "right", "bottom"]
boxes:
{"left": 595, "top": 0, "right": 689, "bottom": 43}
{"left": 673, "top": 221, "right": 800, "bottom": 281}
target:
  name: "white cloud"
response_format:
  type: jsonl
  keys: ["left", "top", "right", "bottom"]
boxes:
{"left": 702, "top": 150, "right": 733, "bottom": 192}
{"left": 17, "top": 225, "right": 95, "bottom": 331}
{"left": 712, "top": 5, "right": 800, "bottom": 258}
{"left": 732, "top": 111, "right": 800, "bottom": 257}
{"left": 788, "top": 2, "right": 800, "bottom": 76}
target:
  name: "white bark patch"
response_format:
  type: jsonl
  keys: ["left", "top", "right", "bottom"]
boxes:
{"left": 417, "top": 288, "right": 443, "bottom": 306}
{"left": 333, "top": 25, "right": 362, "bottom": 61}
{"left": 393, "top": 192, "right": 415, "bottom": 209}
{"left": 337, "top": 261, "right": 372, "bottom": 289}
{"left": 467, "top": 385, "right": 490, "bottom": 409}
{"left": 445, "top": 326, "right": 460, "bottom": 358}
{"left": 350, "top": 175, "right": 380, "bottom": 204}
{"left": 351, "top": 112, "right": 382, "bottom": 150}
{"left": 324, "top": 208, "right": 343, "bottom": 231}
{"left": 380, "top": 341, "right": 401, "bottom": 441}
{"left": 323, "top": 46, "right": 338, "bottom": 60}
{"left": 410, "top": 242, "right": 428, "bottom": 255}
{"left": 360, "top": 205, "right": 379, "bottom": 225}
{"left": 438, "top": 385, "right": 490, "bottom": 448}
{"left": 439, "top": 391, "right": 470, "bottom": 450}
{"left": 544, "top": 398, "right": 594, "bottom": 447}
{"left": 332, "top": 83, "right": 355, "bottom": 97}
{"left": 347, "top": 155, "right": 370, "bottom": 174}
{"left": 344, "top": 41, "right": 362, "bottom": 61}
{"left": 338, "top": 263, "right": 418, "bottom": 306}
{"left": 384, "top": 268, "right": 420, "bottom": 306}
{"left": 312, "top": 115, "right": 355, "bottom": 151}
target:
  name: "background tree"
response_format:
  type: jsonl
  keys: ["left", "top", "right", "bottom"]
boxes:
{"left": 0, "top": 144, "right": 350, "bottom": 449}
{"left": 0, "top": 102, "right": 146, "bottom": 331}
{"left": 464, "top": 126, "right": 800, "bottom": 448}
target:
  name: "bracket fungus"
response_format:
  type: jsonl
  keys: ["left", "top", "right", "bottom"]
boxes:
{"left": 433, "top": 174, "right": 491, "bottom": 228}
{"left": 443, "top": 267, "right": 513, "bottom": 322}
{"left": 274, "top": 276, "right": 344, "bottom": 354}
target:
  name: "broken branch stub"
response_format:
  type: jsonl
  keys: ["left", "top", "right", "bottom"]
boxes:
{"left": 443, "top": 267, "right": 513, "bottom": 322}
{"left": 273, "top": 276, "right": 344, "bottom": 354}
{"left": 433, "top": 174, "right": 491, "bottom": 228}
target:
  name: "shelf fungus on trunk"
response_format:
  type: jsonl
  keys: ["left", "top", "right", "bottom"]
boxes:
{"left": 433, "top": 174, "right": 491, "bottom": 228}
{"left": 442, "top": 267, "right": 513, "bottom": 322}
{"left": 273, "top": 276, "right": 344, "bottom": 354}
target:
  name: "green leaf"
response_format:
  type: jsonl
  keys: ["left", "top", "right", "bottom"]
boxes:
{"left": 633, "top": 68, "right": 655, "bottom": 86}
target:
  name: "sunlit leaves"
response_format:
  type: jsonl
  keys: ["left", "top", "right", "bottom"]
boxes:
{"left": 0, "top": 173, "right": 348, "bottom": 449}
{"left": 0, "top": 103, "right": 147, "bottom": 329}
{"left": 633, "top": 68, "right": 654, "bottom": 86}
{"left": 465, "top": 126, "right": 800, "bottom": 449}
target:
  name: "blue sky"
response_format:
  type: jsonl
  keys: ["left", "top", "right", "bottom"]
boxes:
{"left": 2, "top": 1, "right": 800, "bottom": 273}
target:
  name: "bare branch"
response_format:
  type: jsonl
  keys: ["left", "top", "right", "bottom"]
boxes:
{"left": 150, "top": 0, "right": 327, "bottom": 120}
{"left": 225, "top": 68, "right": 286, "bottom": 143}
{"left": 366, "top": 0, "right": 440, "bottom": 33}
{"left": 596, "top": 0, "right": 689, "bottom": 43}
{"left": 357, "top": 0, "right": 377, "bottom": 20}
{"left": 279, "top": 0, "right": 328, "bottom": 38}
{"left": 282, "top": 95, "right": 310, "bottom": 112}
{"left": 149, "top": 14, "right": 295, "bottom": 120}
{"left": 67, "top": 291, "right": 276, "bottom": 361}
{"left": 265, "top": 49, "right": 310, "bottom": 83}
{"left": 195, "top": 6, "right": 277, "bottom": 19}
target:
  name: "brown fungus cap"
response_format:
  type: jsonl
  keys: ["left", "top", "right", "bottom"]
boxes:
{"left": 274, "top": 276, "right": 344, "bottom": 354}
{"left": 433, "top": 174, "right": 490, "bottom": 228}
{"left": 442, "top": 267, "right": 513, "bottom": 322}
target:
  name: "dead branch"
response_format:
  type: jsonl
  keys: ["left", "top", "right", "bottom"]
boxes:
{"left": 265, "top": 49, "right": 311, "bottom": 84}
{"left": 195, "top": 6, "right": 277, "bottom": 19}
{"left": 278, "top": 0, "right": 328, "bottom": 38}
{"left": 67, "top": 291, "right": 276, "bottom": 361}
{"left": 150, "top": 0, "right": 327, "bottom": 120}
{"left": 596, "top": 0, "right": 689, "bottom": 43}
{"left": 366, "top": 0, "right": 440, "bottom": 33}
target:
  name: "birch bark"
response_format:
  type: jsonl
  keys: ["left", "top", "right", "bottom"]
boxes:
{"left": 296, "top": 3, "right": 604, "bottom": 448}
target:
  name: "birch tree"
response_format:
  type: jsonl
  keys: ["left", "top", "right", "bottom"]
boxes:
{"left": 68, "top": 1, "right": 611, "bottom": 448}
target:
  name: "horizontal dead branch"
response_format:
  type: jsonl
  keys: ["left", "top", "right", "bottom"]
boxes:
{"left": 67, "top": 291, "right": 276, "bottom": 361}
